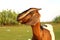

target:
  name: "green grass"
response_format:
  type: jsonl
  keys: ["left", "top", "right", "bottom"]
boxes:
{"left": 0, "top": 25, "right": 32, "bottom": 40}
{"left": 0, "top": 23, "right": 60, "bottom": 40}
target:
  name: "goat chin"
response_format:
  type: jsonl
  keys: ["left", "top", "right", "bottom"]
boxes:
{"left": 43, "top": 24, "right": 55, "bottom": 40}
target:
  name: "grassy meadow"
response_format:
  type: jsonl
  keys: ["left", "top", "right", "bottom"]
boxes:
{"left": 0, "top": 23, "right": 60, "bottom": 40}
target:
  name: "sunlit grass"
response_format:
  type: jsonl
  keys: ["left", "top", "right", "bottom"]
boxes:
{"left": 0, "top": 25, "right": 32, "bottom": 40}
{"left": 0, "top": 23, "right": 60, "bottom": 40}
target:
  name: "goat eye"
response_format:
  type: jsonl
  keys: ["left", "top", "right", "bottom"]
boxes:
{"left": 28, "top": 11, "right": 34, "bottom": 16}
{"left": 30, "top": 11, "right": 34, "bottom": 14}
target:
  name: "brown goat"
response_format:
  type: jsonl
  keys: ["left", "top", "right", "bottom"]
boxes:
{"left": 17, "top": 8, "right": 51, "bottom": 40}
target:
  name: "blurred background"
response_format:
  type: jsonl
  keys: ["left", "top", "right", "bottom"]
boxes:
{"left": 0, "top": 0, "right": 60, "bottom": 40}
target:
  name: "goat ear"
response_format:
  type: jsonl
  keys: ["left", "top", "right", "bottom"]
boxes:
{"left": 25, "top": 15, "right": 40, "bottom": 26}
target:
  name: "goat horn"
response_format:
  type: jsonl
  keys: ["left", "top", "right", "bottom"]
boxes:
{"left": 38, "top": 8, "right": 42, "bottom": 10}
{"left": 19, "top": 9, "right": 36, "bottom": 19}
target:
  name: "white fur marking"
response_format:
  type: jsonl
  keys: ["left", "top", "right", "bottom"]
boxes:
{"left": 43, "top": 24, "right": 55, "bottom": 40}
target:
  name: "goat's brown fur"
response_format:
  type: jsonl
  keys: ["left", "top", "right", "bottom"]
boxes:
{"left": 17, "top": 8, "right": 51, "bottom": 40}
